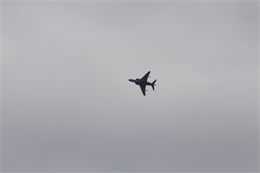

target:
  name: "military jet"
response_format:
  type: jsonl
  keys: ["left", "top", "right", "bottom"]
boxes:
{"left": 129, "top": 71, "right": 157, "bottom": 96}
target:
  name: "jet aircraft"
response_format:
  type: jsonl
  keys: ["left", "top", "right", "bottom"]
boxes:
{"left": 129, "top": 71, "right": 157, "bottom": 96}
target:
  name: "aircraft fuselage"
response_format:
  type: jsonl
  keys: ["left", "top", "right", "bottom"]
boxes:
{"left": 129, "top": 79, "right": 152, "bottom": 86}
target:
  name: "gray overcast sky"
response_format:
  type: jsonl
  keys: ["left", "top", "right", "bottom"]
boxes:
{"left": 2, "top": 1, "right": 258, "bottom": 172}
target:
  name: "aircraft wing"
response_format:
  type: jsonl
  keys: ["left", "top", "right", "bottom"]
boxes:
{"left": 139, "top": 85, "right": 146, "bottom": 96}
{"left": 141, "top": 71, "right": 150, "bottom": 81}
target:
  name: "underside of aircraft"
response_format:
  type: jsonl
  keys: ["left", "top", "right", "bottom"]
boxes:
{"left": 129, "top": 71, "right": 157, "bottom": 96}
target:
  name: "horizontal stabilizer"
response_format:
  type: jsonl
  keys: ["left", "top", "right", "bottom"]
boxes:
{"left": 151, "top": 79, "right": 157, "bottom": 90}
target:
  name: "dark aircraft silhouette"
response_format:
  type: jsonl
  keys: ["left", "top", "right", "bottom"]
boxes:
{"left": 129, "top": 71, "right": 157, "bottom": 96}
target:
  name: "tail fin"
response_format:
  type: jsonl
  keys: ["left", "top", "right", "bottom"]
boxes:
{"left": 151, "top": 79, "right": 157, "bottom": 91}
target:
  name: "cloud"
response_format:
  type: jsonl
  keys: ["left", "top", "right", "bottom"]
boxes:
{"left": 2, "top": 2, "right": 258, "bottom": 172}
